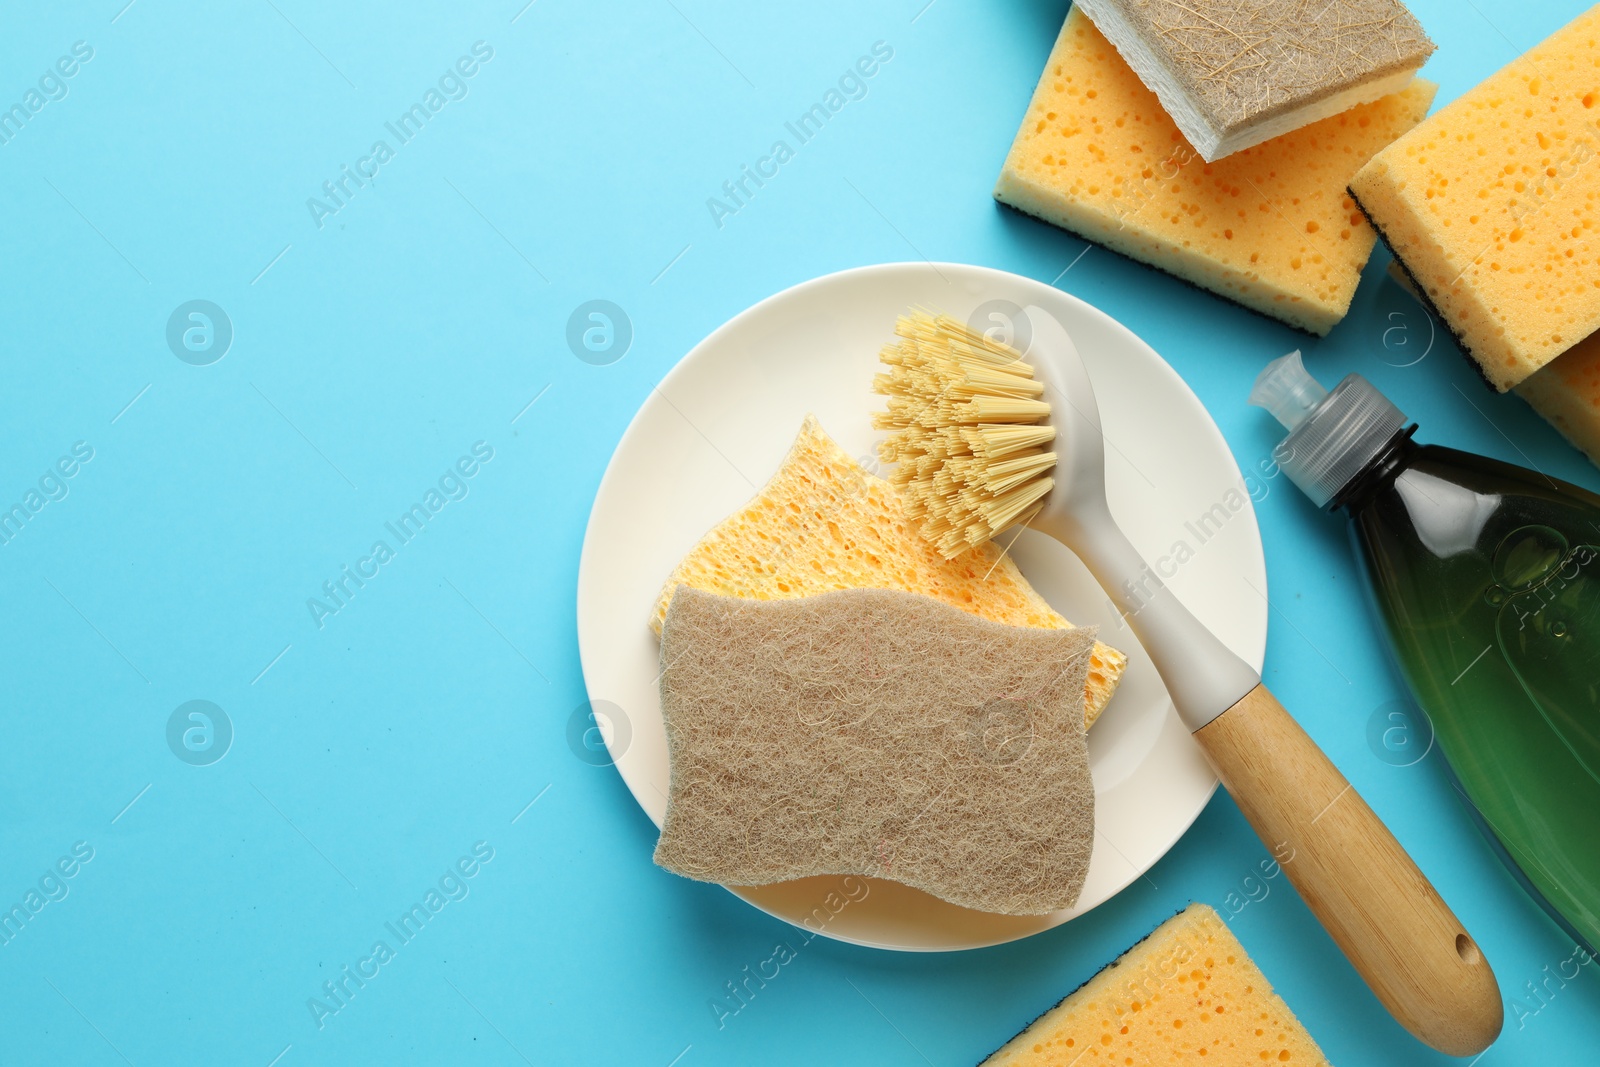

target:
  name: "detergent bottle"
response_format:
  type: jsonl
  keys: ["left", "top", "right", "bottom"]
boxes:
{"left": 1252, "top": 351, "right": 1600, "bottom": 953}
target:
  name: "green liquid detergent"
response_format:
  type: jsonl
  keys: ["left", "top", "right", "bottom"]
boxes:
{"left": 1252, "top": 353, "right": 1600, "bottom": 953}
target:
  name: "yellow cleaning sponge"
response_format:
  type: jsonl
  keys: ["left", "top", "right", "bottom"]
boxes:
{"left": 995, "top": 8, "right": 1436, "bottom": 335}
{"left": 1517, "top": 335, "right": 1600, "bottom": 467}
{"left": 651, "top": 415, "right": 1128, "bottom": 728}
{"left": 1388, "top": 260, "right": 1600, "bottom": 472}
{"left": 981, "top": 903, "right": 1331, "bottom": 1066}
{"left": 1350, "top": 5, "right": 1600, "bottom": 391}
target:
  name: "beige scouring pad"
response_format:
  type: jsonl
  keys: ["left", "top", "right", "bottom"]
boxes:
{"left": 995, "top": 8, "right": 1435, "bottom": 335}
{"left": 981, "top": 903, "right": 1331, "bottom": 1066}
{"left": 654, "top": 585, "right": 1098, "bottom": 916}
{"left": 1074, "top": 0, "right": 1434, "bottom": 162}
{"left": 652, "top": 414, "right": 1127, "bottom": 728}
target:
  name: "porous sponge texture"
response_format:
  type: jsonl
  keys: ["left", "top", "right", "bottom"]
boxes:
{"left": 655, "top": 586, "right": 1097, "bottom": 916}
{"left": 652, "top": 415, "right": 1127, "bottom": 728}
{"left": 981, "top": 903, "right": 1331, "bottom": 1066}
{"left": 995, "top": 8, "right": 1436, "bottom": 335}
{"left": 1517, "top": 333, "right": 1600, "bottom": 467}
{"left": 1350, "top": 5, "right": 1600, "bottom": 391}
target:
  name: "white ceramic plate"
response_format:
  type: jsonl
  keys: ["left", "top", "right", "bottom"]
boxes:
{"left": 576, "top": 262, "right": 1267, "bottom": 951}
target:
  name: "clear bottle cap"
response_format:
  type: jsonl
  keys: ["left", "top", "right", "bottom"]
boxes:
{"left": 1249, "top": 352, "right": 1409, "bottom": 508}
{"left": 1249, "top": 351, "right": 1327, "bottom": 431}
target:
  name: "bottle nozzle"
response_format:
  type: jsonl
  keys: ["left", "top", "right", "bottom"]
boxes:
{"left": 1249, "top": 350, "right": 1328, "bottom": 432}
{"left": 1247, "top": 353, "right": 1409, "bottom": 510}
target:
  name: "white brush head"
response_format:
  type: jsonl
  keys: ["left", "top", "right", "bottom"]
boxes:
{"left": 1013, "top": 305, "right": 1111, "bottom": 536}
{"left": 874, "top": 302, "right": 1259, "bottom": 727}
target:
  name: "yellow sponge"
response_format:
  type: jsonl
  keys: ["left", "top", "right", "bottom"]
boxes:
{"left": 1386, "top": 259, "right": 1600, "bottom": 471}
{"left": 652, "top": 415, "right": 1128, "bottom": 728}
{"left": 995, "top": 8, "right": 1436, "bottom": 335}
{"left": 1350, "top": 6, "right": 1600, "bottom": 391}
{"left": 1517, "top": 334, "right": 1600, "bottom": 468}
{"left": 981, "top": 904, "right": 1331, "bottom": 1066}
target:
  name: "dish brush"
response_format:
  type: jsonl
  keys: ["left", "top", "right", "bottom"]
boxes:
{"left": 873, "top": 307, "right": 1500, "bottom": 1056}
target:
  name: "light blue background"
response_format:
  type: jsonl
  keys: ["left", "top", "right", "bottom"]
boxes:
{"left": 1, "top": 1, "right": 1596, "bottom": 1063}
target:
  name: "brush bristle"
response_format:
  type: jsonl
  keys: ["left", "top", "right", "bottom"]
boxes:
{"left": 872, "top": 311, "right": 1057, "bottom": 558}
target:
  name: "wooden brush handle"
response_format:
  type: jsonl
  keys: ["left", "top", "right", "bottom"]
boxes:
{"left": 1193, "top": 684, "right": 1502, "bottom": 1056}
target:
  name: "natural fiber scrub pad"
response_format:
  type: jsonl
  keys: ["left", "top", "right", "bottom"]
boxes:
{"left": 652, "top": 414, "right": 1127, "bottom": 728}
{"left": 981, "top": 903, "right": 1331, "bottom": 1066}
{"left": 1074, "top": 0, "right": 1433, "bottom": 161}
{"left": 1349, "top": 5, "right": 1600, "bottom": 392}
{"left": 654, "top": 585, "right": 1097, "bottom": 916}
{"left": 995, "top": 8, "right": 1435, "bottom": 335}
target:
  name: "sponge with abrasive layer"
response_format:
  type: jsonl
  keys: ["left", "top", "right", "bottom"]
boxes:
{"left": 1350, "top": 5, "right": 1600, "bottom": 391}
{"left": 1074, "top": 0, "right": 1433, "bottom": 161}
{"left": 996, "top": 8, "right": 1436, "bottom": 335}
{"left": 981, "top": 903, "right": 1331, "bottom": 1065}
